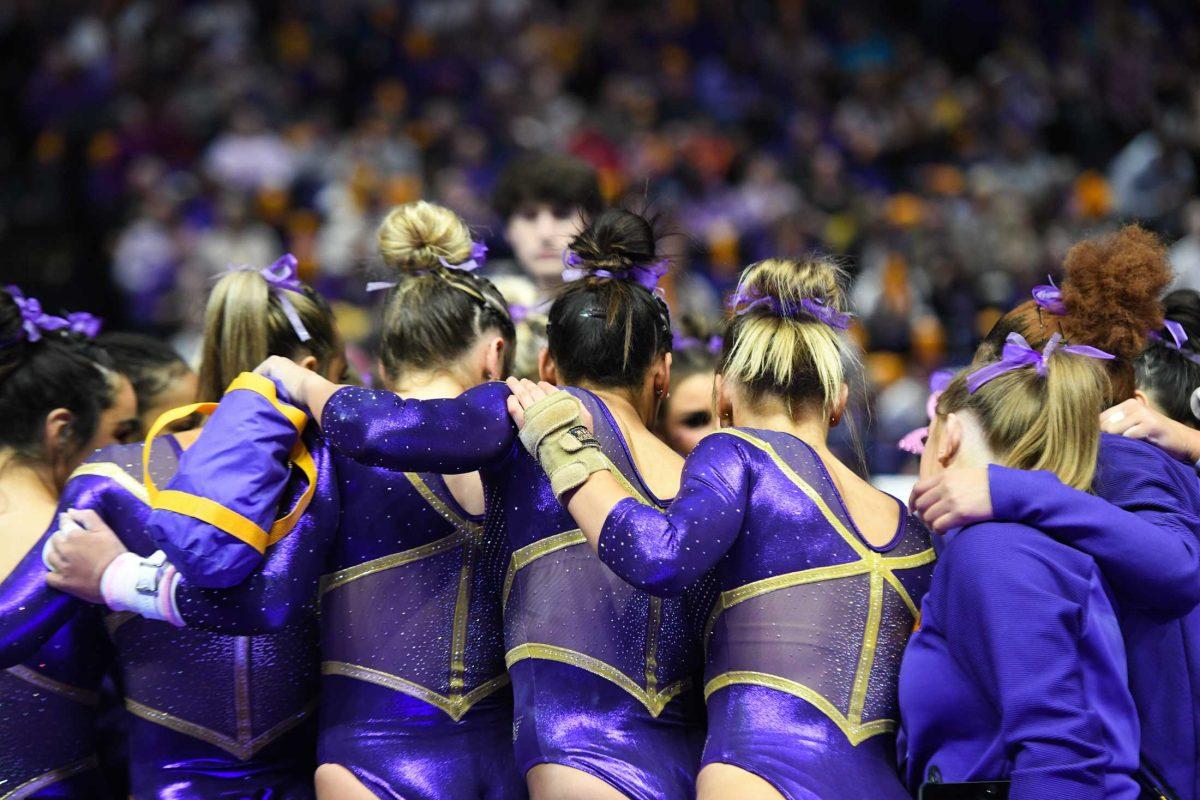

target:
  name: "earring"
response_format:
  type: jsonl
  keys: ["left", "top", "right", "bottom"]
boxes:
{"left": 655, "top": 388, "right": 664, "bottom": 398}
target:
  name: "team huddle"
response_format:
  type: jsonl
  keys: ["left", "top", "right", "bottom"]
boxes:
{"left": 2, "top": 160, "right": 1199, "bottom": 800}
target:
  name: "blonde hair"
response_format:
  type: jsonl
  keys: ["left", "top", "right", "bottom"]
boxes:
{"left": 196, "top": 270, "right": 338, "bottom": 402}
{"left": 375, "top": 201, "right": 514, "bottom": 382}
{"left": 722, "top": 257, "right": 856, "bottom": 417}
{"left": 937, "top": 352, "right": 1109, "bottom": 491}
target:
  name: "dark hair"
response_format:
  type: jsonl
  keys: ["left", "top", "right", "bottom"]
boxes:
{"left": 0, "top": 289, "right": 116, "bottom": 463}
{"left": 669, "top": 315, "right": 721, "bottom": 386}
{"left": 1134, "top": 289, "right": 1200, "bottom": 428}
{"left": 99, "top": 333, "right": 191, "bottom": 416}
{"left": 547, "top": 209, "right": 672, "bottom": 388}
{"left": 492, "top": 153, "right": 604, "bottom": 220}
{"left": 376, "top": 201, "right": 516, "bottom": 382}
{"left": 978, "top": 225, "right": 1170, "bottom": 402}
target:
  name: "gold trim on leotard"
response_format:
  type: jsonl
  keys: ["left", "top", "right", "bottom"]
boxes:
{"left": 0, "top": 756, "right": 99, "bottom": 800}
{"left": 702, "top": 429, "right": 936, "bottom": 745}
{"left": 4, "top": 665, "right": 99, "bottom": 706}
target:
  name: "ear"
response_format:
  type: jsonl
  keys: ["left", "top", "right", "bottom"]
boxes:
{"left": 43, "top": 407, "right": 75, "bottom": 459}
{"left": 939, "top": 412, "right": 964, "bottom": 467}
{"left": 295, "top": 354, "right": 319, "bottom": 372}
{"left": 482, "top": 336, "right": 506, "bottom": 381}
{"left": 829, "top": 383, "right": 850, "bottom": 427}
{"left": 715, "top": 374, "right": 734, "bottom": 427}
{"left": 538, "top": 348, "right": 559, "bottom": 385}
{"left": 1133, "top": 388, "right": 1152, "bottom": 407}
{"left": 653, "top": 352, "right": 672, "bottom": 398}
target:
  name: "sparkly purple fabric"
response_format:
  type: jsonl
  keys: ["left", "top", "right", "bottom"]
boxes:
{"left": 319, "top": 456, "right": 523, "bottom": 799}
{"left": 0, "top": 621, "right": 108, "bottom": 797}
{"left": 597, "top": 428, "right": 935, "bottom": 798}
{"left": 322, "top": 383, "right": 705, "bottom": 799}
{"left": 0, "top": 439, "right": 320, "bottom": 798}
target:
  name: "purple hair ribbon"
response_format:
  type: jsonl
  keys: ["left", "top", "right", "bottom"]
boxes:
{"left": 224, "top": 254, "right": 311, "bottom": 342}
{"left": 4, "top": 286, "right": 69, "bottom": 343}
{"left": 561, "top": 249, "right": 668, "bottom": 293}
{"left": 728, "top": 287, "right": 853, "bottom": 331}
{"left": 368, "top": 241, "right": 488, "bottom": 293}
{"left": 1031, "top": 276, "right": 1066, "bottom": 315}
{"left": 437, "top": 241, "right": 488, "bottom": 272}
{"left": 66, "top": 312, "right": 102, "bottom": 339}
{"left": 671, "top": 333, "right": 724, "bottom": 354}
{"left": 1149, "top": 319, "right": 1200, "bottom": 365}
{"left": 966, "top": 332, "right": 1113, "bottom": 393}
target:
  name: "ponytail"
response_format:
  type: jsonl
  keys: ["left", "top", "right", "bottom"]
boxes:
{"left": 197, "top": 267, "right": 337, "bottom": 402}
{"left": 375, "top": 201, "right": 514, "bottom": 383}
{"left": 937, "top": 352, "right": 1108, "bottom": 491}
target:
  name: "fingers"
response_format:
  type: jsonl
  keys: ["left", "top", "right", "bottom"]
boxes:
{"left": 49, "top": 531, "right": 73, "bottom": 567}
{"left": 505, "top": 394, "right": 526, "bottom": 429}
{"left": 65, "top": 507, "right": 105, "bottom": 532}
{"left": 45, "top": 571, "right": 66, "bottom": 591}
{"left": 909, "top": 481, "right": 945, "bottom": 517}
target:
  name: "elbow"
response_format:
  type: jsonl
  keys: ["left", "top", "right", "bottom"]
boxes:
{"left": 620, "top": 563, "right": 696, "bottom": 597}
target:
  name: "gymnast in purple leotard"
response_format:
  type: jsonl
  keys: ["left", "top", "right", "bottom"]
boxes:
{"left": 0, "top": 286, "right": 138, "bottom": 799}
{"left": 262, "top": 209, "right": 706, "bottom": 800}
{"left": 1, "top": 266, "right": 347, "bottom": 799}
{"left": 506, "top": 256, "right": 936, "bottom": 800}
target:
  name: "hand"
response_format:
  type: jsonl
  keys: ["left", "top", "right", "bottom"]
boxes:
{"left": 505, "top": 377, "right": 594, "bottom": 432}
{"left": 1101, "top": 398, "right": 1200, "bottom": 464}
{"left": 45, "top": 509, "right": 128, "bottom": 604}
{"left": 254, "top": 356, "right": 318, "bottom": 407}
{"left": 909, "top": 468, "right": 993, "bottom": 534}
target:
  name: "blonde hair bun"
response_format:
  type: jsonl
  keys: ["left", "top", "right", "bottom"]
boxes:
{"left": 378, "top": 200, "right": 474, "bottom": 274}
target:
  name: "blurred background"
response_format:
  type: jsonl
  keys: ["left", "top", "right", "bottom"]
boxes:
{"left": 3, "top": 0, "right": 1200, "bottom": 474}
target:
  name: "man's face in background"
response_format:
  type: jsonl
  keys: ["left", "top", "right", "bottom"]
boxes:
{"left": 505, "top": 202, "right": 585, "bottom": 287}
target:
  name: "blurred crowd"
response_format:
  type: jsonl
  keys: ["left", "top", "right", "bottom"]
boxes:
{"left": 5, "top": 0, "right": 1200, "bottom": 472}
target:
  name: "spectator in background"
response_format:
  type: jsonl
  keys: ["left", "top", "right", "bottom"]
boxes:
{"left": 488, "top": 153, "right": 603, "bottom": 297}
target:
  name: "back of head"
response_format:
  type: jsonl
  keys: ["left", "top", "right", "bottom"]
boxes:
{"left": 1134, "top": 288, "right": 1200, "bottom": 427}
{"left": 0, "top": 287, "right": 115, "bottom": 465}
{"left": 197, "top": 262, "right": 338, "bottom": 402}
{"left": 491, "top": 153, "right": 603, "bottom": 220}
{"left": 376, "top": 200, "right": 515, "bottom": 383}
{"left": 99, "top": 332, "right": 191, "bottom": 416}
{"left": 939, "top": 348, "right": 1109, "bottom": 491}
{"left": 547, "top": 209, "right": 672, "bottom": 388}
{"left": 670, "top": 315, "right": 722, "bottom": 385}
{"left": 721, "top": 257, "right": 855, "bottom": 419}
{"left": 979, "top": 225, "right": 1170, "bottom": 402}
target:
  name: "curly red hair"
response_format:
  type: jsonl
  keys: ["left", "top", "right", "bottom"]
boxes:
{"left": 978, "top": 225, "right": 1170, "bottom": 401}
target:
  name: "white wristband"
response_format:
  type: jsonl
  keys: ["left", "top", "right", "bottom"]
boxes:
{"left": 100, "top": 551, "right": 185, "bottom": 627}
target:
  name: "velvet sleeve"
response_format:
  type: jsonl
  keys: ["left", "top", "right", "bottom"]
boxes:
{"left": 943, "top": 523, "right": 1112, "bottom": 798}
{"left": 989, "top": 437, "right": 1200, "bottom": 616}
{"left": 596, "top": 433, "right": 749, "bottom": 596}
{"left": 320, "top": 382, "right": 517, "bottom": 474}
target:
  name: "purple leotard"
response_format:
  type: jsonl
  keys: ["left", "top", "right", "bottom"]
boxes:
{"left": 0, "top": 437, "right": 322, "bottom": 799}
{"left": 594, "top": 428, "right": 935, "bottom": 800}
{"left": 321, "top": 383, "right": 705, "bottom": 800}
{"left": 0, "top": 603, "right": 108, "bottom": 798}
{"left": 317, "top": 457, "right": 525, "bottom": 800}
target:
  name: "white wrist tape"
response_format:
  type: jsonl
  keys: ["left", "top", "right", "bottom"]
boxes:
{"left": 100, "top": 551, "right": 185, "bottom": 627}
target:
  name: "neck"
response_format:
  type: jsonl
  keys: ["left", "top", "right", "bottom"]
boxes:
{"left": 0, "top": 451, "right": 57, "bottom": 504}
{"left": 734, "top": 406, "right": 830, "bottom": 451}
{"left": 588, "top": 385, "right": 655, "bottom": 427}
{"left": 390, "top": 371, "right": 469, "bottom": 401}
